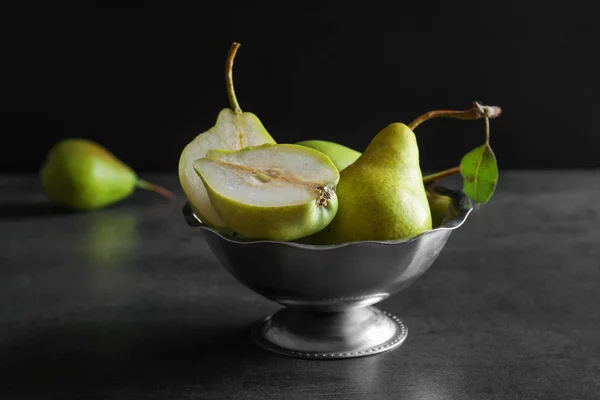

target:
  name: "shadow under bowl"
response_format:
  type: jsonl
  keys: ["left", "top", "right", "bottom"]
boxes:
{"left": 183, "top": 186, "right": 472, "bottom": 359}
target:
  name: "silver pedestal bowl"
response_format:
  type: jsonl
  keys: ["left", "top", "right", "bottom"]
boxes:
{"left": 183, "top": 186, "right": 472, "bottom": 359}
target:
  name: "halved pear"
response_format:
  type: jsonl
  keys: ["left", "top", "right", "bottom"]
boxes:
{"left": 193, "top": 144, "right": 340, "bottom": 242}
{"left": 179, "top": 109, "right": 275, "bottom": 227}
{"left": 178, "top": 42, "right": 275, "bottom": 228}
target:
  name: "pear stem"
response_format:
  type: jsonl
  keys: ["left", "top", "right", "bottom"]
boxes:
{"left": 226, "top": 42, "right": 242, "bottom": 114}
{"left": 408, "top": 102, "right": 502, "bottom": 131}
{"left": 136, "top": 179, "right": 177, "bottom": 201}
{"left": 423, "top": 166, "right": 461, "bottom": 184}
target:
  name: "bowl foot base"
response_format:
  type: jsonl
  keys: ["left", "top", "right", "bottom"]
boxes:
{"left": 251, "top": 306, "right": 407, "bottom": 359}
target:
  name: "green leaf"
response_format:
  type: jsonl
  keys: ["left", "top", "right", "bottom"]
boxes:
{"left": 459, "top": 143, "right": 499, "bottom": 204}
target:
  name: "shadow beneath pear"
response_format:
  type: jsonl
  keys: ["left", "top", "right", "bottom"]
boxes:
{"left": 0, "top": 321, "right": 272, "bottom": 398}
{"left": 0, "top": 200, "right": 77, "bottom": 220}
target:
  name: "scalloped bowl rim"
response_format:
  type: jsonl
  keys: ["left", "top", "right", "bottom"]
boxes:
{"left": 184, "top": 186, "right": 473, "bottom": 251}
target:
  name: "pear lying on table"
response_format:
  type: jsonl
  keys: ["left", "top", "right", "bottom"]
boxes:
{"left": 317, "top": 123, "right": 432, "bottom": 244}
{"left": 178, "top": 42, "right": 275, "bottom": 228}
{"left": 193, "top": 144, "right": 339, "bottom": 241}
{"left": 40, "top": 138, "right": 175, "bottom": 211}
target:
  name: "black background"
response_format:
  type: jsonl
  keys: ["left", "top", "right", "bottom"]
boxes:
{"left": 1, "top": 1, "right": 597, "bottom": 173}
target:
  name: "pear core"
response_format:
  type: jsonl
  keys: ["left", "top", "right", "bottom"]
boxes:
{"left": 193, "top": 145, "right": 338, "bottom": 208}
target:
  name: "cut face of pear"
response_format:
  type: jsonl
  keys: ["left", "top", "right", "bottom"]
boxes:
{"left": 193, "top": 144, "right": 339, "bottom": 241}
{"left": 178, "top": 108, "right": 275, "bottom": 227}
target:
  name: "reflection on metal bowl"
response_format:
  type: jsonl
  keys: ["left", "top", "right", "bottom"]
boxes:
{"left": 183, "top": 185, "right": 472, "bottom": 359}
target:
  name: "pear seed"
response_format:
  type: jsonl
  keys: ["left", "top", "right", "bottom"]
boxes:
{"left": 255, "top": 172, "right": 272, "bottom": 183}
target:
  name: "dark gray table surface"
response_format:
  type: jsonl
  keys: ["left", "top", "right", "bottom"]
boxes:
{"left": 1, "top": 171, "right": 599, "bottom": 400}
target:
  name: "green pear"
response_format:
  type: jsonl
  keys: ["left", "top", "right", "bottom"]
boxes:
{"left": 319, "top": 123, "right": 432, "bottom": 244}
{"left": 426, "top": 189, "right": 455, "bottom": 228}
{"left": 296, "top": 140, "right": 361, "bottom": 171}
{"left": 178, "top": 42, "right": 275, "bottom": 228}
{"left": 179, "top": 109, "right": 275, "bottom": 227}
{"left": 40, "top": 139, "right": 175, "bottom": 211}
{"left": 193, "top": 144, "right": 339, "bottom": 242}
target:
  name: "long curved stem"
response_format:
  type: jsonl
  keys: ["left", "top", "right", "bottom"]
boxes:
{"left": 226, "top": 42, "right": 242, "bottom": 114}
{"left": 423, "top": 166, "right": 461, "bottom": 184}
{"left": 409, "top": 102, "right": 502, "bottom": 131}
{"left": 136, "top": 179, "right": 177, "bottom": 201}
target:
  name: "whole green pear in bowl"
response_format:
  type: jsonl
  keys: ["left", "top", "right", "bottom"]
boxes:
{"left": 296, "top": 102, "right": 503, "bottom": 245}
{"left": 426, "top": 189, "right": 456, "bottom": 228}
{"left": 295, "top": 139, "right": 453, "bottom": 228}
{"left": 40, "top": 138, "right": 174, "bottom": 211}
{"left": 317, "top": 123, "right": 432, "bottom": 245}
{"left": 178, "top": 42, "right": 276, "bottom": 229}
{"left": 193, "top": 144, "right": 339, "bottom": 242}
{"left": 296, "top": 140, "right": 361, "bottom": 172}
